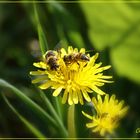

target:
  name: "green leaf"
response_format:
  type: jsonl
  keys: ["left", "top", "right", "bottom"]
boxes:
{"left": 110, "top": 20, "right": 140, "bottom": 84}
{"left": 80, "top": 1, "right": 136, "bottom": 50}
{"left": 0, "top": 79, "right": 57, "bottom": 127}
{"left": 2, "top": 94, "right": 46, "bottom": 139}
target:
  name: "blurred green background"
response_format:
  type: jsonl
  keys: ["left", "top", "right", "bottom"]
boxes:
{"left": 0, "top": 0, "right": 140, "bottom": 138}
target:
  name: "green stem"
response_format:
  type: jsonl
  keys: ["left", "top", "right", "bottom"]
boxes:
{"left": 39, "top": 90, "right": 68, "bottom": 138}
{"left": 68, "top": 105, "right": 76, "bottom": 139}
{"left": 53, "top": 97, "right": 62, "bottom": 120}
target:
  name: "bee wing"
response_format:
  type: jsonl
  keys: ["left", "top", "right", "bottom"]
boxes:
{"left": 29, "top": 39, "right": 42, "bottom": 58}
{"left": 54, "top": 40, "right": 67, "bottom": 51}
{"left": 54, "top": 40, "right": 68, "bottom": 57}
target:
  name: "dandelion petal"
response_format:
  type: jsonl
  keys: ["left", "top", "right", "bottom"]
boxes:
{"left": 68, "top": 90, "right": 73, "bottom": 105}
{"left": 73, "top": 91, "right": 78, "bottom": 104}
{"left": 30, "top": 70, "right": 46, "bottom": 75}
{"left": 32, "top": 77, "right": 48, "bottom": 84}
{"left": 80, "top": 48, "right": 85, "bottom": 53}
{"left": 53, "top": 87, "right": 63, "bottom": 97}
{"left": 62, "top": 90, "right": 68, "bottom": 104}
{"left": 77, "top": 90, "right": 84, "bottom": 105}
{"left": 91, "top": 86, "right": 106, "bottom": 95}
{"left": 39, "top": 81, "right": 52, "bottom": 89}
{"left": 82, "top": 111, "right": 93, "bottom": 120}
{"left": 33, "top": 62, "right": 46, "bottom": 69}
{"left": 82, "top": 89, "right": 91, "bottom": 102}
{"left": 68, "top": 46, "right": 73, "bottom": 54}
{"left": 86, "top": 123, "right": 97, "bottom": 128}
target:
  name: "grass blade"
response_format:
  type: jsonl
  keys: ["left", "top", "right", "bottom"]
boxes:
{"left": 39, "top": 90, "right": 68, "bottom": 137}
{"left": 2, "top": 94, "right": 46, "bottom": 139}
{"left": 0, "top": 79, "right": 57, "bottom": 127}
{"left": 34, "top": 3, "right": 49, "bottom": 54}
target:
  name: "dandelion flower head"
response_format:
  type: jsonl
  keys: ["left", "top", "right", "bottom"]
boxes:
{"left": 82, "top": 94, "right": 129, "bottom": 136}
{"left": 30, "top": 46, "right": 112, "bottom": 105}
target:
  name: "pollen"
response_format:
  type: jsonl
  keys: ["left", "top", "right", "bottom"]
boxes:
{"left": 67, "top": 80, "right": 72, "bottom": 85}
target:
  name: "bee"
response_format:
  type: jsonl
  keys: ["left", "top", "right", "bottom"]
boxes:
{"left": 44, "top": 50, "right": 59, "bottom": 70}
{"left": 63, "top": 52, "right": 90, "bottom": 65}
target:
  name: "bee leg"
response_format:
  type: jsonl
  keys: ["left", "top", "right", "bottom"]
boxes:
{"left": 76, "top": 62, "right": 80, "bottom": 67}
{"left": 84, "top": 63, "right": 88, "bottom": 67}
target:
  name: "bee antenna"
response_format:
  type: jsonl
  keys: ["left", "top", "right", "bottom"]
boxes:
{"left": 86, "top": 50, "right": 94, "bottom": 53}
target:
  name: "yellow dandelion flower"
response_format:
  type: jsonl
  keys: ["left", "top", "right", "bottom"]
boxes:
{"left": 82, "top": 94, "right": 129, "bottom": 136}
{"left": 30, "top": 46, "right": 112, "bottom": 105}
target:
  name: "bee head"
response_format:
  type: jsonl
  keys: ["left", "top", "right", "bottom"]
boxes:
{"left": 45, "top": 51, "right": 55, "bottom": 58}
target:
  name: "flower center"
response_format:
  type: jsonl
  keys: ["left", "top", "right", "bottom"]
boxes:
{"left": 67, "top": 80, "right": 72, "bottom": 85}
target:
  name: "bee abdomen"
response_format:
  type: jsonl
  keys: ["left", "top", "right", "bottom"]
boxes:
{"left": 50, "top": 64, "right": 59, "bottom": 70}
{"left": 63, "top": 55, "right": 73, "bottom": 64}
{"left": 80, "top": 54, "right": 90, "bottom": 61}
{"left": 45, "top": 51, "right": 55, "bottom": 59}
{"left": 47, "top": 57, "right": 59, "bottom": 70}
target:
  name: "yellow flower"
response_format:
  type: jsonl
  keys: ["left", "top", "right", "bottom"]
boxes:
{"left": 30, "top": 46, "right": 112, "bottom": 105}
{"left": 82, "top": 94, "right": 129, "bottom": 136}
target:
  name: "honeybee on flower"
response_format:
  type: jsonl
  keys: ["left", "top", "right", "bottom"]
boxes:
{"left": 30, "top": 46, "right": 113, "bottom": 105}
{"left": 63, "top": 50, "right": 90, "bottom": 65}
{"left": 44, "top": 50, "right": 59, "bottom": 70}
